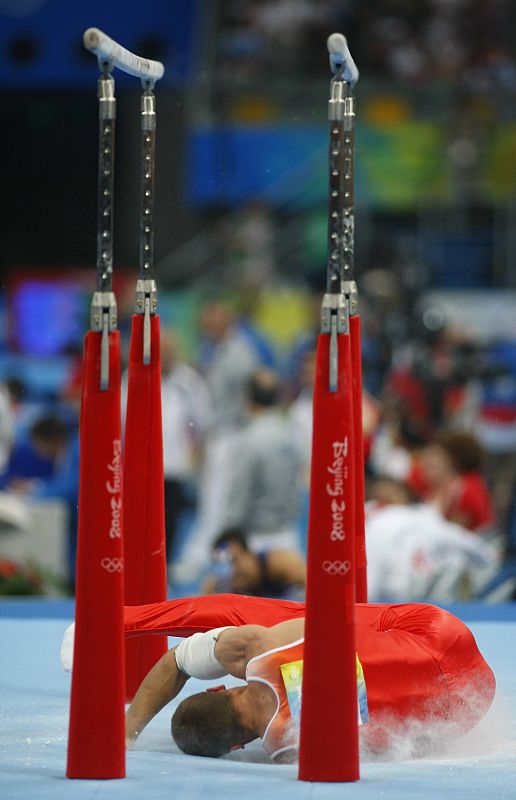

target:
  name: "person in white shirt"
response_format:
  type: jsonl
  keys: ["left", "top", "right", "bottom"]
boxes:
{"left": 121, "top": 329, "right": 212, "bottom": 565}
{"left": 173, "top": 301, "right": 262, "bottom": 580}
{"left": 219, "top": 369, "right": 303, "bottom": 554}
{"left": 365, "top": 477, "right": 498, "bottom": 602}
{"left": 160, "top": 330, "right": 212, "bottom": 563}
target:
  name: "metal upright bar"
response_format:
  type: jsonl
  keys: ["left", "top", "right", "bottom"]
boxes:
{"left": 135, "top": 79, "right": 158, "bottom": 364}
{"left": 321, "top": 33, "right": 358, "bottom": 392}
{"left": 90, "top": 60, "right": 117, "bottom": 391}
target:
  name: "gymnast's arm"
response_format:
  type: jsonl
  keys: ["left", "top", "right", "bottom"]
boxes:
{"left": 125, "top": 625, "right": 239, "bottom": 743}
{"left": 125, "top": 647, "right": 188, "bottom": 745}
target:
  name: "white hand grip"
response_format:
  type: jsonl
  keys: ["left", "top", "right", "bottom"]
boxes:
{"left": 83, "top": 27, "right": 165, "bottom": 82}
{"left": 60, "top": 622, "right": 75, "bottom": 672}
{"left": 327, "top": 33, "right": 359, "bottom": 86}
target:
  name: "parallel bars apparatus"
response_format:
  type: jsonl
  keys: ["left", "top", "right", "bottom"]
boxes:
{"left": 68, "top": 26, "right": 367, "bottom": 782}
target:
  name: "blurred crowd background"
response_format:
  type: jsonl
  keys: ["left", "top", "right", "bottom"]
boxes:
{"left": 0, "top": 0, "right": 515, "bottom": 603}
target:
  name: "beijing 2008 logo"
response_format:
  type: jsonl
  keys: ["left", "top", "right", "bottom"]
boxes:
{"left": 322, "top": 560, "right": 351, "bottom": 576}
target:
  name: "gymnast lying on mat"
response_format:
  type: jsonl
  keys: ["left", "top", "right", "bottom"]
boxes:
{"left": 62, "top": 594, "right": 496, "bottom": 762}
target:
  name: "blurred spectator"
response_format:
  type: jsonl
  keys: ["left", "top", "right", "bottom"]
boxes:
{"left": 475, "top": 341, "right": 516, "bottom": 454}
{"left": 234, "top": 289, "right": 277, "bottom": 369}
{"left": 365, "top": 495, "right": 497, "bottom": 602}
{"left": 215, "top": 0, "right": 514, "bottom": 87}
{"left": 197, "top": 298, "right": 263, "bottom": 433}
{"left": 173, "top": 298, "right": 263, "bottom": 579}
{"left": 380, "top": 327, "right": 478, "bottom": 441}
{"left": 381, "top": 21, "right": 429, "bottom": 83}
{"left": 3, "top": 414, "right": 79, "bottom": 586}
{"left": 473, "top": 339, "right": 516, "bottom": 531}
{"left": 201, "top": 527, "right": 305, "bottom": 600}
{"left": 121, "top": 328, "right": 211, "bottom": 565}
{"left": 419, "top": 430, "right": 496, "bottom": 533}
{"left": 0, "top": 415, "right": 68, "bottom": 491}
{"left": 3, "top": 376, "right": 56, "bottom": 440}
{"left": 362, "top": 390, "right": 382, "bottom": 465}
{"left": 507, "top": 477, "right": 516, "bottom": 557}
{"left": 222, "top": 201, "right": 277, "bottom": 290}
{"left": 0, "top": 381, "right": 15, "bottom": 472}
{"left": 366, "top": 475, "right": 417, "bottom": 508}
{"left": 216, "top": 1, "right": 270, "bottom": 80}
{"left": 0, "top": 491, "right": 32, "bottom": 535}
{"left": 285, "top": 289, "right": 320, "bottom": 400}
{"left": 218, "top": 368, "right": 303, "bottom": 552}
{"left": 289, "top": 335, "right": 380, "bottom": 481}
{"left": 253, "top": 0, "right": 317, "bottom": 48}
{"left": 369, "top": 407, "right": 429, "bottom": 489}
{"left": 159, "top": 329, "right": 211, "bottom": 563}
{"left": 287, "top": 341, "right": 316, "bottom": 485}
{"left": 59, "top": 343, "right": 85, "bottom": 415}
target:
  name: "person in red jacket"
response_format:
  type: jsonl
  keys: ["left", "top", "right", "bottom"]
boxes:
{"left": 119, "top": 594, "right": 495, "bottom": 762}
{"left": 419, "top": 431, "right": 496, "bottom": 532}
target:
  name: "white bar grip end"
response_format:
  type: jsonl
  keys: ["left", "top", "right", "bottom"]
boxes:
{"left": 83, "top": 27, "right": 165, "bottom": 82}
{"left": 327, "top": 33, "right": 359, "bottom": 86}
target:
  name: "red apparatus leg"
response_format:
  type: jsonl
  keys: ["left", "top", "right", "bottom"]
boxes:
{"left": 123, "top": 314, "right": 168, "bottom": 702}
{"left": 67, "top": 331, "right": 125, "bottom": 779}
{"left": 298, "top": 332, "right": 359, "bottom": 782}
{"left": 350, "top": 314, "right": 367, "bottom": 603}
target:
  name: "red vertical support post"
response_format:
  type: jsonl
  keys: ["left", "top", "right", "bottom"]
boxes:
{"left": 350, "top": 313, "right": 367, "bottom": 602}
{"left": 123, "top": 313, "right": 168, "bottom": 701}
{"left": 298, "top": 332, "right": 359, "bottom": 782}
{"left": 66, "top": 331, "right": 125, "bottom": 779}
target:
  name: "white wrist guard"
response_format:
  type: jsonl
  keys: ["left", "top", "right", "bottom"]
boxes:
{"left": 60, "top": 622, "right": 75, "bottom": 672}
{"left": 174, "top": 627, "right": 233, "bottom": 679}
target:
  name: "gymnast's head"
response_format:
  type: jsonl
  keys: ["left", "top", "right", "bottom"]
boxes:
{"left": 171, "top": 687, "right": 255, "bottom": 758}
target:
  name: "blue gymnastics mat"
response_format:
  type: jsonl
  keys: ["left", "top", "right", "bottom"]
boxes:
{"left": 0, "top": 600, "right": 515, "bottom": 800}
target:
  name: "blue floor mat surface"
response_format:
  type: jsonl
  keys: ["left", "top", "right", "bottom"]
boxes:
{"left": 0, "top": 600, "right": 515, "bottom": 800}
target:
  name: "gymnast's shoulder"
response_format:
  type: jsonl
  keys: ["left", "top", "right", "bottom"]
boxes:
{"left": 215, "top": 618, "right": 305, "bottom": 677}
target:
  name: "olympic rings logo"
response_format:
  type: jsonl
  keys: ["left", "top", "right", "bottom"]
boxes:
{"left": 322, "top": 560, "right": 351, "bottom": 576}
{"left": 101, "top": 557, "right": 123, "bottom": 573}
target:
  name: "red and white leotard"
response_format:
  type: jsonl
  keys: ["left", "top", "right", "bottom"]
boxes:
{"left": 246, "top": 639, "right": 304, "bottom": 761}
